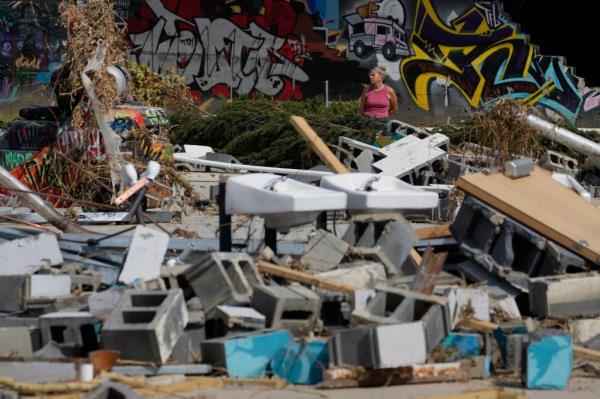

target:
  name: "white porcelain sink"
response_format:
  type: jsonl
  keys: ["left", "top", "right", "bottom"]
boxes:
{"left": 226, "top": 173, "right": 347, "bottom": 230}
{"left": 320, "top": 173, "right": 439, "bottom": 211}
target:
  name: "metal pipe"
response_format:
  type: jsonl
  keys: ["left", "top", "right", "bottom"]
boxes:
{"left": 526, "top": 114, "right": 600, "bottom": 162}
{"left": 0, "top": 166, "right": 90, "bottom": 234}
{"left": 175, "top": 155, "right": 334, "bottom": 177}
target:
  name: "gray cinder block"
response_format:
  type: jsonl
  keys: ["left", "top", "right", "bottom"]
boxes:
{"left": 0, "top": 275, "right": 29, "bottom": 312}
{"left": 529, "top": 273, "right": 600, "bottom": 318}
{"left": 301, "top": 229, "right": 350, "bottom": 272}
{"left": 0, "top": 326, "right": 40, "bottom": 357}
{"left": 39, "top": 311, "right": 99, "bottom": 356}
{"left": 180, "top": 252, "right": 263, "bottom": 312}
{"left": 101, "top": 289, "right": 188, "bottom": 363}
{"left": 344, "top": 218, "right": 418, "bottom": 276}
{"left": 352, "top": 284, "right": 450, "bottom": 351}
{"left": 329, "top": 327, "right": 378, "bottom": 368}
{"left": 452, "top": 195, "right": 587, "bottom": 280}
{"left": 329, "top": 322, "right": 427, "bottom": 369}
{"left": 251, "top": 284, "right": 321, "bottom": 336}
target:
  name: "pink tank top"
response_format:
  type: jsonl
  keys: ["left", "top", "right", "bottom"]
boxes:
{"left": 364, "top": 85, "right": 390, "bottom": 118}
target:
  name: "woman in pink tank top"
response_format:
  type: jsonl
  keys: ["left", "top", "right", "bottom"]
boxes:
{"left": 360, "top": 66, "right": 398, "bottom": 119}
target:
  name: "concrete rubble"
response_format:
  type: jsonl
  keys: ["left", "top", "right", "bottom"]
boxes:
{"left": 1, "top": 153, "right": 598, "bottom": 396}
{"left": 1, "top": 53, "right": 600, "bottom": 399}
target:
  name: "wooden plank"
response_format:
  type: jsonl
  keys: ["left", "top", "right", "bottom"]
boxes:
{"left": 457, "top": 167, "right": 600, "bottom": 264}
{"left": 415, "top": 224, "right": 452, "bottom": 239}
{"left": 257, "top": 261, "right": 357, "bottom": 295}
{"left": 289, "top": 115, "right": 349, "bottom": 174}
{"left": 319, "top": 362, "right": 468, "bottom": 389}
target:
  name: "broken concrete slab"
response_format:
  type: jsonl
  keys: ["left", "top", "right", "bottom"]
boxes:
{"left": 0, "top": 361, "right": 76, "bottom": 383}
{"left": 315, "top": 261, "right": 386, "bottom": 291}
{"left": 101, "top": 289, "right": 188, "bottom": 363}
{"left": 251, "top": 284, "right": 321, "bottom": 336}
{"left": 300, "top": 229, "right": 349, "bottom": 272}
{"left": 529, "top": 273, "right": 600, "bottom": 318}
{"left": 0, "top": 233, "right": 63, "bottom": 274}
{"left": 119, "top": 225, "right": 169, "bottom": 284}
{"left": 200, "top": 329, "right": 292, "bottom": 378}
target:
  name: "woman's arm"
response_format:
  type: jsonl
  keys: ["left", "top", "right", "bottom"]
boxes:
{"left": 388, "top": 86, "right": 398, "bottom": 114}
{"left": 359, "top": 86, "right": 369, "bottom": 115}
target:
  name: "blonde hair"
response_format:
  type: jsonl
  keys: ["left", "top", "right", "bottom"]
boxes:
{"left": 370, "top": 66, "right": 386, "bottom": 78}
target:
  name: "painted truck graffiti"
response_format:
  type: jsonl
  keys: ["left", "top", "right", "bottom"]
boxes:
{"left": 344, "top": 13, "right": 410, "bottom": 61}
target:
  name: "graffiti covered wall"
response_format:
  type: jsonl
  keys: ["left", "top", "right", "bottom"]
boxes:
{"left": 1, "top": 1, "right": 599, "bottom": 128}
{"left": 126, "top": 0, "right": 600, "bottom": 127}
{"left": 0, "top": 1, "right": 65, "bottom": 112}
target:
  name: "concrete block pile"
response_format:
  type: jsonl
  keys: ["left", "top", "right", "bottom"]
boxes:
{"left": 0, "top": 137, "right": 599, "bottom": 397}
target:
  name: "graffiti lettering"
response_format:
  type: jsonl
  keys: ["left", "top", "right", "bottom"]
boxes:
{"left": 129, "top": 4, "right": 309, "bottom": 98}
{"left": 400, "top": 0, "right": 583, "bottom": 123}
{"left": 0, "top": 150, "right": 35, "bottom": 170}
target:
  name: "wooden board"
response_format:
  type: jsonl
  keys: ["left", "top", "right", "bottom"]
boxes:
{"left": 457, "top": 167, "right": 600, "bottom": 264}
{"left": 289, "top": 115, "right": 349, "bottom": 174}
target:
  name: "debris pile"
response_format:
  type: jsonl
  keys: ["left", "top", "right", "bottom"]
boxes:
{"left": 1, "top": 4, "right": 600, "bottom": 399}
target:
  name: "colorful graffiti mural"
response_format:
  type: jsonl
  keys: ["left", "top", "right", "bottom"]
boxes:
{"left": 0, "top": 0, "right": 65, "bottom": 107}
{"left": 0, "top": 150, "right": 35, "bottom": 169}
{"left": 396, "top": 0, "right": 584, "bottom": 123}
{"left": 126, "top": 0, "right": 362, "bottom": 100}
{"left": 2, "top": 0, "right": 600, "bottom": 127}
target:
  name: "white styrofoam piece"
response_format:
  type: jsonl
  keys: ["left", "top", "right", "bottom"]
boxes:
{"left": 183, "top": 144, "right": 214, "bottom": 158}
{"left": 375, "top": 322, "right": 427, "bottom": 367}
{"left": 0, "top": 233, "right": 63, "bottom": 275}
{"left": 30, "top": 275, "right": 71, "bottom": 298}
{"left": 119, "top": 226, "right": 169, "bottom": 284}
